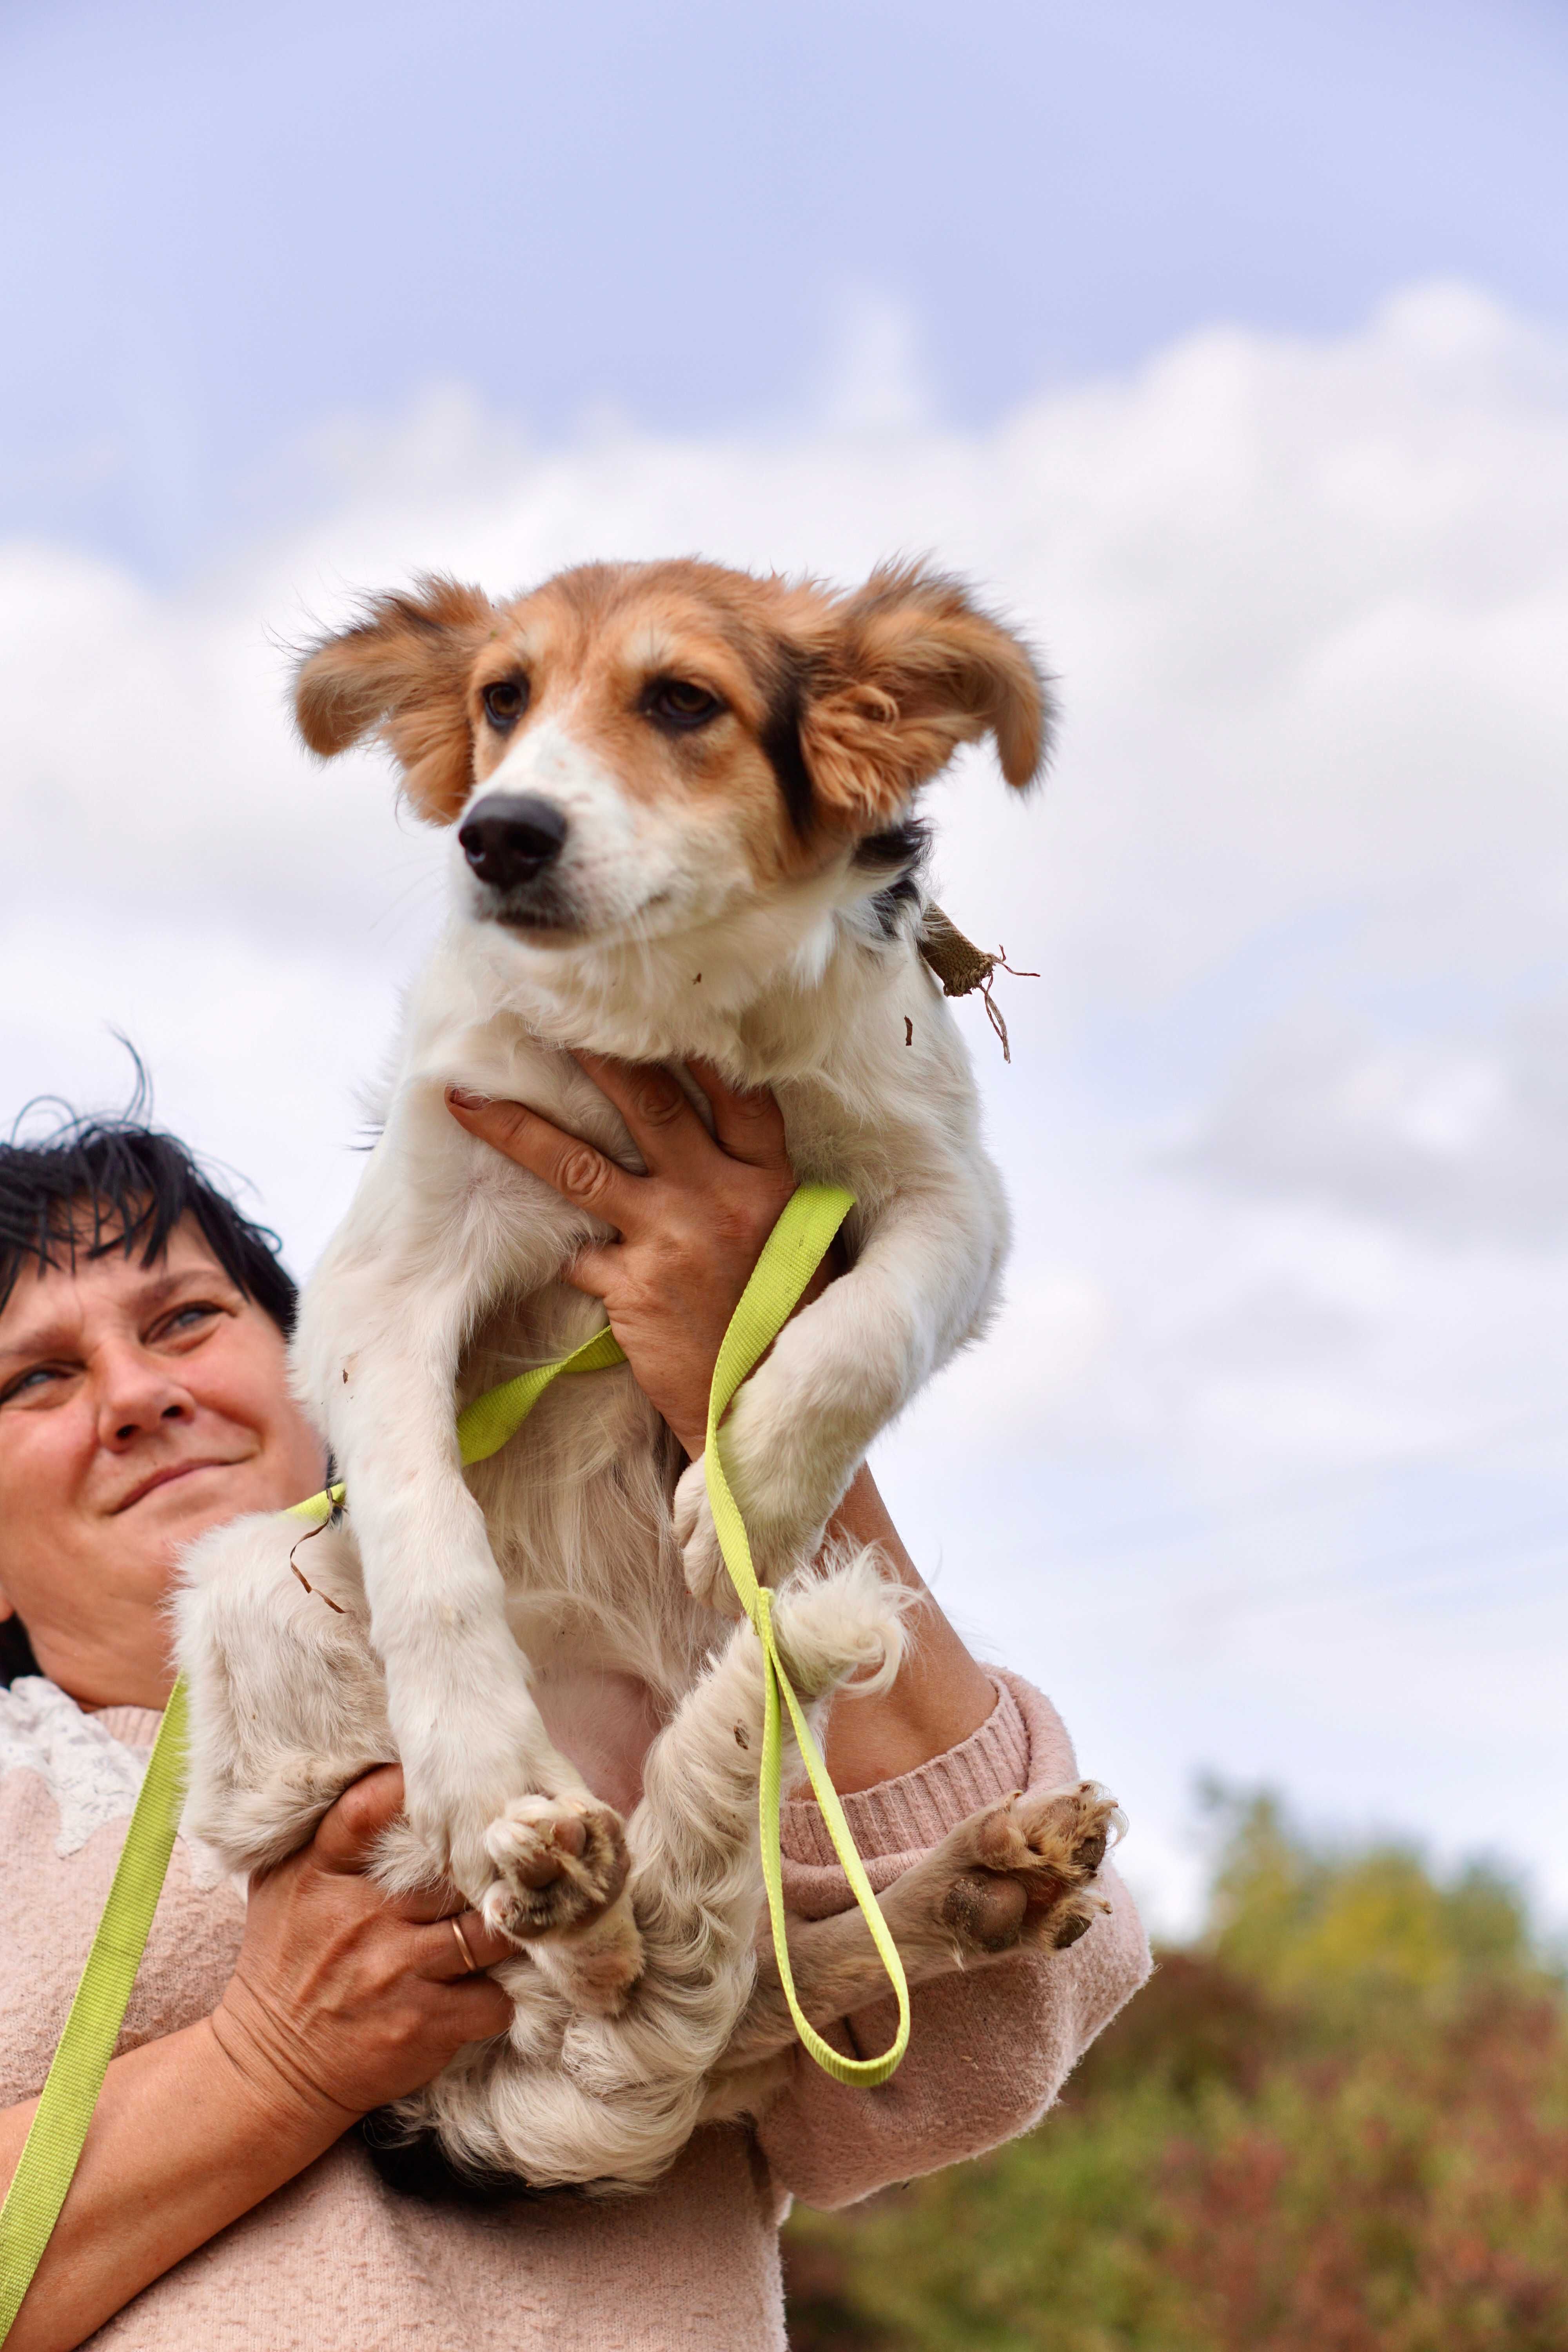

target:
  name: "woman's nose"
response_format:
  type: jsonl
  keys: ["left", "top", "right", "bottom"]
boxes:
{"left": 94, "top": 1343, "right": 196, "bottom": 1448}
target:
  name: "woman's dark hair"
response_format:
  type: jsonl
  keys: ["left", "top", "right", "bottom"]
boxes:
{"left": 1, "top": 1092, "right": 297, "bottom": 1339}
{"left": 0, "top": 1616, "right": 39, "bottom": 1684}
{"left": 1, "top": 1062, "right": 298, "bottom": 1686}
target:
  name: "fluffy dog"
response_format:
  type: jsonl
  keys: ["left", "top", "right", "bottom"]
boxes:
{"left": 176, "top": 556, "right": 1122, "bottom": 2190}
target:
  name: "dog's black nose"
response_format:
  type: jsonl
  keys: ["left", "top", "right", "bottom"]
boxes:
{"left": 458, "top": 795, "right": 569, "bottom": 890}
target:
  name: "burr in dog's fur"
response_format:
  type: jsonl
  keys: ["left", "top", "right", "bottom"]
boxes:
{"left": 176, "top": 555, "right": 1123, "bottom": 2189}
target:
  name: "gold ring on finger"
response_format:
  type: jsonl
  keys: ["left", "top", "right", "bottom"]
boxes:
{"left": 450, "top": 1915, "right": 480, "bottom": 1973}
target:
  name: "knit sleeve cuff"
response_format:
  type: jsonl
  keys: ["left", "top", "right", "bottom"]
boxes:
{"left": 779, "top": 1672, "right": 1034, "bottom": 1918}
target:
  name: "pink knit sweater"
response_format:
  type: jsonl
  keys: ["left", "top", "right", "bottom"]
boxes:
{"left": 0, "top": 1671, "right": 1147, "bottom": 2349}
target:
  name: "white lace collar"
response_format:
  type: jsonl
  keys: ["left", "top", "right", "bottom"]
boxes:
{"left": 0, "top": 1675, "right": 230, "bottom": 1889}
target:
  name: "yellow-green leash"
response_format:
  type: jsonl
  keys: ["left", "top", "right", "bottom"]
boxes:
{"left": 0, "top": 1183, "right": 906, "bottom": 2336}
{"left": 282, "top": 1314, "right": 634, "bottom": 1530}
{"left": 698, "top": 1184, "right": 910, "bottom": 2087}
{"left": 0, "top": 1681, "right": 191, "bottom": 2343}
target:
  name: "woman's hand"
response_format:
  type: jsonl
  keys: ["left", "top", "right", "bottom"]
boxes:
{"left": 447, "top": 1056, "right": 809, "bottom": 1460}
{"left": 211, "top": 1765, "right": 516, "bottom": 2125}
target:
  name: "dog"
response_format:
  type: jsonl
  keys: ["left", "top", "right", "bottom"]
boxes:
{"left": 176, "top": 556, "right": 1123, "bottom": 2190}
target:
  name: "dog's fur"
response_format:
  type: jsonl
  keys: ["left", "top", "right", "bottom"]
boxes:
{"left": 177, "top": 556, "right": 1122, "bottom": 2191}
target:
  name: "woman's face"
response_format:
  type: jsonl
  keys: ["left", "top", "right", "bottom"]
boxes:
{"left": 0, "top": 1216, "right": 324, "bottom": 1709}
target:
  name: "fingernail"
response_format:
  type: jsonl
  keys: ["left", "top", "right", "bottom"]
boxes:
{"left": 446, "top": 1085, "right": 492, "bottom": 1111}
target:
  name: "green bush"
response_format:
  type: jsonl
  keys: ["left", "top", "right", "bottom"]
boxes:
{"left": 784, "top": 1793, "right": 1568, "bottom": 2351}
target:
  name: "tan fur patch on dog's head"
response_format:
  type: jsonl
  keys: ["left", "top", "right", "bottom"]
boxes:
{"left": 294, "top": 557, "right": 1053, "bottom": 887}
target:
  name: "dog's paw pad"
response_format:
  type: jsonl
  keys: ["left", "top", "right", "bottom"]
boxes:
{"left": 1049, "top": 1902, "right": 1102, "bottom": 1951}
{"left": 938, "top": 1868, "right": 1031, "bottom": 1954}
{"left": 480, "top": 1795, "right": 630, "bottom": 1942}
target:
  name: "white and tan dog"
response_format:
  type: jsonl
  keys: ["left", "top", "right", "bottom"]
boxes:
{"left": 177, "top": 557, "right": 1121, "bottom": 2191}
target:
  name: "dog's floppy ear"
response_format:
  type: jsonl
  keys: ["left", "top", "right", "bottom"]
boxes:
{"left": 799, "top": 562, "right": 1053, "bottom": 825}
{"left": 294, "top": 575, "right": 496, "bottom": 823}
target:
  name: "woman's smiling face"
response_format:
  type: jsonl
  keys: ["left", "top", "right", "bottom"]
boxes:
{"left": 0, "top": 1216, "right": 324, "bottom": 1709}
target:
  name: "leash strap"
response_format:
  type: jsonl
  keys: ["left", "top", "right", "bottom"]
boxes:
{"left": 701, "top": 1185, "right": 911, "bottom": 2085}
{"left": 0, "top": 1680, "right": 191, "bottom": 2342}
{"left": 0, "top": 1183, "right": 906, "bottom": 2332}
{"left": 283, "top": 1318, "right": 632, "bottom": 1526}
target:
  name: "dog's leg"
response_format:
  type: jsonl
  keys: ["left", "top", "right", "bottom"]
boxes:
{"left": 552, "top": 1553, "right": 909, "bottom": 2092}
{"left": 175, "top": 1509, "right": 391, "bottom": 1873}
{"left": 384, "top": 1561, "right": 909, "bottom": 2195}
{"left": 295, "top": 1093, "right": 633, "bottom": 1953}
{"left": 706, "top": 1779, "right": 1124, "bottom": 2089}
{"left": 673, "top": 1171, "right": 1005, "bottom": 1608}
{"left": 632, "top": 1552, "right": 909, "bottom": 1963}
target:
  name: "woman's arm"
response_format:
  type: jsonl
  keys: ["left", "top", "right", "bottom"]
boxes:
{"left": 1, "top": 1769, "right": 513, "bottom": 2352}
{"left": 760, "top": 1673, "right": 1151, "bottom": 2209}
{"left": 0, "top": 2019, "right": 338, "bottom": 2352}
{"left": 821, "top": 1465, "right": 996, "bottom": 1792}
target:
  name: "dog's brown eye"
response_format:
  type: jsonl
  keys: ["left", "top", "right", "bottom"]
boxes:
{"left": 644, "top": 678, "right": 723, "bottom": 731}
{"left": 482, "top": 677, "right": 528, "bottom": 730}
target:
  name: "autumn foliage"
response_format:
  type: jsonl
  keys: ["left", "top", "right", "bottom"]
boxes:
{"left": 784, "top": 1794, "right": 1568, "bottom": 2350}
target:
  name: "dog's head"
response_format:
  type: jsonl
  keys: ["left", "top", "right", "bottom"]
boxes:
{"left": 295, "top": 558, "right": 1052, "bottom": 951}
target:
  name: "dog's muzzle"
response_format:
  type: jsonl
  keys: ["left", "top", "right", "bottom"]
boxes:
{"left": 459, "top": 794, "right": 569, "bottom": 893}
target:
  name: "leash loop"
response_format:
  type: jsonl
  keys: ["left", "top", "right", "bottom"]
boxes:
{"left": 700, "top": 1185, "right": 911, "bottom": 2085}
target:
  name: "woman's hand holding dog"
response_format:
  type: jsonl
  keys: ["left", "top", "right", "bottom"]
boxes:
{"left": 447, "top": 1057, "right": 813, "bottom": 1462}
{"left": 211, "top": 1765, "right": 515, "bottom": 2126}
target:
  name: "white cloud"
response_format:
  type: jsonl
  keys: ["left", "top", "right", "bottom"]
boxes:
{"left": 3, "top": 281, "right": 1565, "bottom": 1931}
{"left": 1178, "top": 1000, "right": 1568, "bottom": 1247}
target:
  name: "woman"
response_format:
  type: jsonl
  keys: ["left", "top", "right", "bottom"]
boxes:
{"left": 0, "top": 1064, "right": 1147, "bottom": 2351}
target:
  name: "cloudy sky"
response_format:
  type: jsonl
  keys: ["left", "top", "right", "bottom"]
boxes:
{"left": 4, "top": 0, "right": 1565, "bottom": 1931}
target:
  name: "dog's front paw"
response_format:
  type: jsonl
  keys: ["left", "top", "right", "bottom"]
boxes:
{"left": 673, "top": 1454, "right": 822, "bottom": 1612}
{"left": 673, "top": 1459, "right": 746, "bottom": 1616}
{"left": 481, "top": 1794, "right": 633, "bottom": 1949}
{"left": 940, "top": 1781, "right": 1125, "bottom": 1955}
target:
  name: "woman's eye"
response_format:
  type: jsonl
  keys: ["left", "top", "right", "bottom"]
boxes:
{"left": 157, "top": 1303, "right": 222, "bottom": 1343}
{"left": 482, "top": 678, "right": 528, "bottom": 729}
{"left": 645, "top": 679, "right": 723, "bottom": 731}
{"left": 0, "top": 1365, "right": 60, "bottom": 1404}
